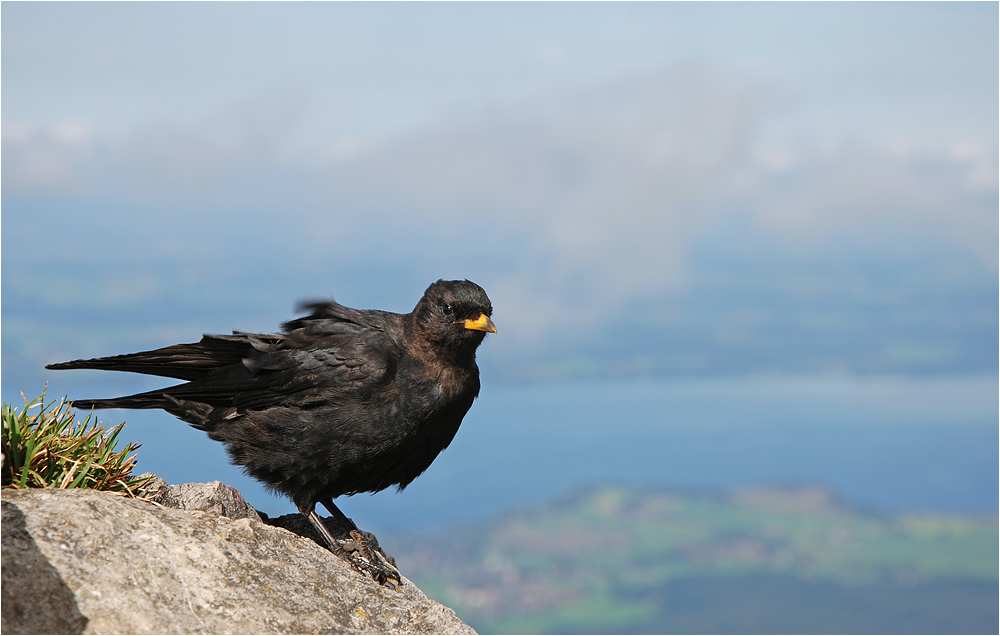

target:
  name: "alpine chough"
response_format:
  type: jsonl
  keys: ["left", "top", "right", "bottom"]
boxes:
{"left": 46, "top": 279, "right": 496, "bottom": 583}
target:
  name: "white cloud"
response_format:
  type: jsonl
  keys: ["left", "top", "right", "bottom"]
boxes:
{"left": 535, "top": 38, "right": 567, "bottom": 67}
{"left": 949, "top": 141, "right": 999, "bottom": 191}
{"left": 51, "top": 119, "right": 93, "bottom": 145}
{"left": 750, "top": 145, "right": 998, "bottom": 267}
{"left": 1, "top": 119, "right": 93, "bottom": 189}
{"left": 2, "top": 62, "right": 995, "bottom": 356}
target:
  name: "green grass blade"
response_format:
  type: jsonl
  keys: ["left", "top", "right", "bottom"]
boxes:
{"left": 67, "top": 460, "right": 95, "bottom": 489}
{"left": 2, "top": 393, "right": 145, "bottom": 496}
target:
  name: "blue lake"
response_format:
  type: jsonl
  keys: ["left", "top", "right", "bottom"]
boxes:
{"left": 26, "top": 373, "right": 996, "bottom": 533}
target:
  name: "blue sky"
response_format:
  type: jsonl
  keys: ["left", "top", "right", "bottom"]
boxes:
{"left": 3, "top": 2, "right": 997, "bottom": 392}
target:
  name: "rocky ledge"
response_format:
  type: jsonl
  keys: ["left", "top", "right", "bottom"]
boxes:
{"left": 1, "top": 479, "right": 475, "bottom": 635}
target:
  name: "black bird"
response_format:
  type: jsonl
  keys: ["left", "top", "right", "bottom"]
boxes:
{"left": 46, "top": 279, "right": 496, "bottom": 583}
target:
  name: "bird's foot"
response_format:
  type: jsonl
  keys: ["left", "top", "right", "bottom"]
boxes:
{"left": 298, "top": 507, "right": 400, "bottom": 586}
{"left": 334, "top": 530, "right": 401, "bottom": 585}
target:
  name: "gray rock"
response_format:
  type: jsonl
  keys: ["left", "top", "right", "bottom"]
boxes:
{"left": 2, "top": 487, "right": 476, "bottom": 635}
{"left": 134, "top": 473, "right": 263, "bottom": 522}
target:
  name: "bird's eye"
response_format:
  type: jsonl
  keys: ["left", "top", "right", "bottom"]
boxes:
{"left": 441, "top": 302, "right": 453, "bottom": 315}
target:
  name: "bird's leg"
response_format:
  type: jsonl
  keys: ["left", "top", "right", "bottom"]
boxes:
{"left": 301, "top": 506, "right": 346, "bottom": 552}
{"left": 299, "top": 504, "right": 388, "bottom": 583}
{"left": 320, "top": 498, "right": 359, "bottom": 533}
{"left": 298, "top": 502, "right": 399, "bottom": 585}
{"left": 321, "top": 499, "right": 400, "bottom": 585}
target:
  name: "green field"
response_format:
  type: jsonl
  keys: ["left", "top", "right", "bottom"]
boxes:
{"left": 388, "top": 486, "right": 998, "bottom": 634}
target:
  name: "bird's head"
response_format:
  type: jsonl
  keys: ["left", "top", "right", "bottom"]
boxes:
{"left": 413, "top": 279, "right": 496, "bottom": 353}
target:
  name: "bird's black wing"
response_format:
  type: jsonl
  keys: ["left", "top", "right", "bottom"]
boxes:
{"left": 161, "top": 313, "right": 404, "bottom": 433}
{"left": 51, "top": 304, "right": 405, "bottom": 415}
{"left": 283, "top": 300, "right": 399, "bottom": 335}
{"left": 216, "top": 319, "right": 402, "bottom": 411}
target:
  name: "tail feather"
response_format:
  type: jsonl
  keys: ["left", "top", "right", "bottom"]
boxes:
{"left": 49, "top": 333, "right": 280, "bottom": 423}
{"left": 46, "top": 334, "right": 258, "bottom": 381}
{"left": 69, "top": 392, "right": 229, "bottom": 433}
{"left": 69, "top": 391, "right": 174, "bottom": 411}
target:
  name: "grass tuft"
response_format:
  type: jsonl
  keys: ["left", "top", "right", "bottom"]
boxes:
{"left": 2, "top": 391, "right": 150, "bottom": 495}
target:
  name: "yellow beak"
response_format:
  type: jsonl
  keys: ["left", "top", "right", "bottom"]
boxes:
{"left": 464, "top": 313, "right": 497, "bottom": 333}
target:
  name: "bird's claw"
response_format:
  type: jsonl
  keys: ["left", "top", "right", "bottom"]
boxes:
{"left": 334, "top": 530, "right": 401, "bottom": 585}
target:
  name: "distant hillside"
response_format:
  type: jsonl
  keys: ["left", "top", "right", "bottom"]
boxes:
{"left": 386, "top": 485, "right": 998, "bottom": 634}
